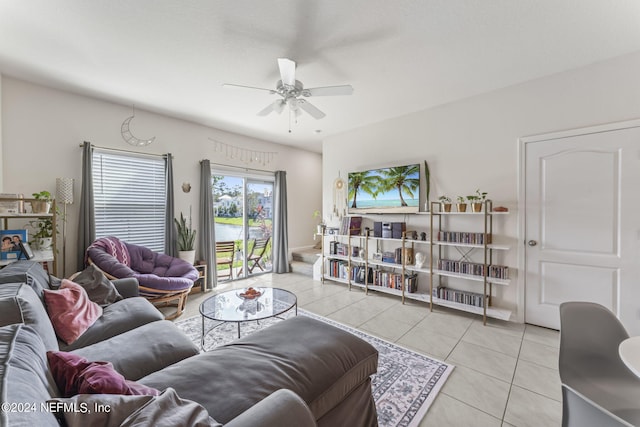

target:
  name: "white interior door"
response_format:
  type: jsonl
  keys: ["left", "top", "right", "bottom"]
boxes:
{"left": 524, "top": 123, "right": 640, "bottom": 333}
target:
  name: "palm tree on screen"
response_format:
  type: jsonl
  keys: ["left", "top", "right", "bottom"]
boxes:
{"left": 348, "top": 171, "right": 379, "bottom": 208}
{"left": 380, "top": 165, "right": 420, "bottom": 206}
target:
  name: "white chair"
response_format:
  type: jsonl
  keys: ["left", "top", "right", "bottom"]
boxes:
{"left": 559, "top": 302, "right": 640, "bottom": 427}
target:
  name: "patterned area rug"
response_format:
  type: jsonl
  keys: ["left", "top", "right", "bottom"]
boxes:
{"left": 174, "top": 310, "right": 454, "bottom": 427}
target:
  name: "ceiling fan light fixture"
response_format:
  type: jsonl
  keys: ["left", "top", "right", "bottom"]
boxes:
{"left": 223, "top": 57, "right": 352, "bottom": 127}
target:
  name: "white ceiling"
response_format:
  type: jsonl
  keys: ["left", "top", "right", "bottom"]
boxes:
{"left": 1, "top": 1, "right": 640, "bottom": 153}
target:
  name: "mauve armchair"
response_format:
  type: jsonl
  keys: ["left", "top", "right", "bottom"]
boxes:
{"left": 86, "top": 236, "right": 198, "bottom": 320}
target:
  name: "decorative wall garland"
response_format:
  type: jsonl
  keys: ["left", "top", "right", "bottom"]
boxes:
{"left": 208, "top": 138, "right": 277, "bottom": 166}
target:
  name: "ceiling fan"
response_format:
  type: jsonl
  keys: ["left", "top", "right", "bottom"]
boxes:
{"left": 223, "top": 58, "right": 353, "bottom": 121}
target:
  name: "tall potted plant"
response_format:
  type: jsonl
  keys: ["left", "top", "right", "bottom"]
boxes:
{"left": 175, "top": 212, "right": 196, "bottom": 264}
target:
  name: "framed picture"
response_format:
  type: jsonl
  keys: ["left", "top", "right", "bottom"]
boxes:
{"left": 1, "top": 229, "right": 28, "bottom": 260}
{"left": 19, "top": 242, "right": 34, "bottom": 260}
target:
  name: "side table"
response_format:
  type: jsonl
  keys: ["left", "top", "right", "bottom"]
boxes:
{"left": 193, "top": 264, "right": 207, "bottom": 293}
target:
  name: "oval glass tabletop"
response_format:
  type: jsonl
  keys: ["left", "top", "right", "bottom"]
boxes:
{"left": 199, "top": 287, "right": 297, "bottom": 323}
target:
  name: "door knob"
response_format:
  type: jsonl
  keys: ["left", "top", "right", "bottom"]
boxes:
{"left": 527, "top": 240, "right": 538, "bottom": 247}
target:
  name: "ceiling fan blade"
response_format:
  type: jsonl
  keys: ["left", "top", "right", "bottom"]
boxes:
{"left": 297, "top": 99, "right": 326, "bottom": 119}
{"left": 302, "top": 85, "right": 354, "bottom": 97}
{"left": 222, "top": 83, "right": 275, "bottom": 94}
{"left": 273, "top": 99, "right": 286, "bottom": 114}
{"left": 277, "top": 58, "right": 296, "bottom": 86}
{"left": 257, "top": 102, "right": 276, "bottom": 116}
{"left": 257, "top": 100, "right": 285, "bottom": 116}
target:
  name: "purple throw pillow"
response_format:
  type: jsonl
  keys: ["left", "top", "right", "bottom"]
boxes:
{"left": 47, "top": 351, "right": 160, "bottom": 398}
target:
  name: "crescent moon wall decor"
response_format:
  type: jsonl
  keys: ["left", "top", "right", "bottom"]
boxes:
{"left": 121, "top": 115, "right": 156, "bottom": 146}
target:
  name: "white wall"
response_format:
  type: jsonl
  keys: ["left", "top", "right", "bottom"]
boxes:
{"left": 1, "top": 77, "right": 322, "bottom": 275}
{"left": 323, "top": 50, "right": 640, "bottom": 322}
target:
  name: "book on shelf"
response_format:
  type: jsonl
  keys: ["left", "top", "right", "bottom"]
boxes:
{"left": 329, "top": 241, "right": 349, "bottom": 256}
{"left": 327, "top": 259, "right": 349, "bottom": 280}
{"left": 393, "top": 247, "right": 414, "bottom": 264}
{"left": 340, "top": 216, "right": 362, "bottom": 235}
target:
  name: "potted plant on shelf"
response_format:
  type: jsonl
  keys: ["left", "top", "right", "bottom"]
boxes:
{"left": 313, "top": 210, "right": 325, "bottom": 236}
{"left": 438, "top": 195, "right": 452, "bottom": 212}
{"left": 467, "top": 189, "right": 488, "bottom": 212}
{"left": 31, "top": 191, "right": 52, "bottom": 214}
{"left": 456, "top": 196, "right": 467, "bottom": 212}
{"left": 30, "top": 218, "right": 54, "bottom": 250}
{"left": 175, "top": 212, "right": 196, "bottom": 264}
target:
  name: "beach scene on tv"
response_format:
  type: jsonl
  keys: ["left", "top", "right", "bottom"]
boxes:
{"left": 348, "top": 164, "right": 420, "bottom": 214}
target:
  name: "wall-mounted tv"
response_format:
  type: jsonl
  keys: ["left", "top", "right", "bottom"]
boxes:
{"left": 348, "top": 163, "right": 420, "bottom": 214}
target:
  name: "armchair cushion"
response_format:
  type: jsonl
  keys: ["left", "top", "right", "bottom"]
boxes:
{"left": 87, "top": 237, "right": 198, "bottom": 293}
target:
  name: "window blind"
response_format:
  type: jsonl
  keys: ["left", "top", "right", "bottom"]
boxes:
{"left": 92, "top": 150, "right": 166, "bottom": 252}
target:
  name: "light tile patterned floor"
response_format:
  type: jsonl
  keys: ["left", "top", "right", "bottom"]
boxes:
{"left": 173, "top": 272, "right": 562, "bottom": 427}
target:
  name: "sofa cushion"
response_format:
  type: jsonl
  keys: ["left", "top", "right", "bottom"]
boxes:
{"left": 0, "top": 282, "right": 59, "bottom": 351}
{"left": 47, "top": 351, "right": 160, "bottom": 397}
{"left": 70, "top": 264, "right": 123, "bottom": 306}
{"left": 139, "top": 316, "right": 378, "bottom": 423}
{"left": 0, "top": 324, "right": 59, "bottom": 426}
{"left": 44, "top": 280, "right": 103, "bottom": 345}
{"left": 76, "top": 362, "right": 160, "bottom": 396}
{"left": 59, "top": 297, "right": 164, "bottom": 351}
{"left": 71, "top": 320, "right": 200, "bottom": 380}
{"left": 0, "top": 260, "right": 52, "bottom": 299}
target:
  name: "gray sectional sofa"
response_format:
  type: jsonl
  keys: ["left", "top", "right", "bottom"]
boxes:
{"left": 0, "top": 261, "right": 379, "bottom": 426}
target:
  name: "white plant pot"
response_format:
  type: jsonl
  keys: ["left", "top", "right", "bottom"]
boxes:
{"left": 178, "top": 250, "right": 196, "bottom": 265}
{"left": 37, "top": 237, "right": 53, "bottom": 250}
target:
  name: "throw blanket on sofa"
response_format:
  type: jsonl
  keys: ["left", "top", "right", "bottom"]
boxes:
{"left": 87, "top": 237, "right": 130, "bottom": 267}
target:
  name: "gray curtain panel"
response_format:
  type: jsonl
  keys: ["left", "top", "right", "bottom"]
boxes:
{"left": 76, "top": 141, "right": 96, "bottom": 272}
{"left": 199, "top": 160, "right": 215, "bottom": 289}
{"left": 273, "top": 170, "right": 290, "bottom": 273}
{"left": 164, "top": 153, "right": 177, "bottom": 256}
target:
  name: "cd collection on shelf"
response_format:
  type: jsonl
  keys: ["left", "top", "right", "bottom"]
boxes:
{"left": 437, "top": 231, "right": 492, "bottom": 245}
{"left": 434, "top": 286, "right": 486, "bottom": 307}
{"left": 437, "top": 258, "right": 509, "bottom": 279}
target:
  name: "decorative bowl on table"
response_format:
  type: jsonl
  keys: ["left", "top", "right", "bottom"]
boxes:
{"left": 237, "top": 287, "right": 262, "bottom": 300}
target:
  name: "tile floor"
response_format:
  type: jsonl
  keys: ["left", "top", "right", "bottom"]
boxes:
{"left": 175, "top": 272, "right": 562, "bottom": 427}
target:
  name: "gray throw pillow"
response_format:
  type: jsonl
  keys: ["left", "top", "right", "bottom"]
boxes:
{"left": 70, "top": 264, "right": 123, "bottom": 306}
{"left": 52, "top": 389, "right": 221, "bottom": 427}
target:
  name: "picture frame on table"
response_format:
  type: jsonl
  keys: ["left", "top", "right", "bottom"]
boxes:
{"left": 0, "top": 229, "right": 28, "bottom": 260}
{"left": 19, "top": 242, "right": 34, "bottom": 260}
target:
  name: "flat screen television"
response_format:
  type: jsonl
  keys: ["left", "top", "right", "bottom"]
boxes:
{"left": 347, "top": 163, "right": 420, "bottom": 214}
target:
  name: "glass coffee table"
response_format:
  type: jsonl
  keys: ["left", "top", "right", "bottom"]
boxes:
{"left": 199, "top": 287, "right": 297, "bottom": 348}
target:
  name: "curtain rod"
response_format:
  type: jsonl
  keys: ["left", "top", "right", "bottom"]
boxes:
{"left": 79, "top": 142, "right": 168, "bottom": 158}
{"left": 207, "top": 161, "right": 275, "bottom": 174}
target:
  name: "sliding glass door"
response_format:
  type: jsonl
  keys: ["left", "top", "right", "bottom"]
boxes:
{"left": 212, "top": 171, "right": 273, "bottom": 281}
